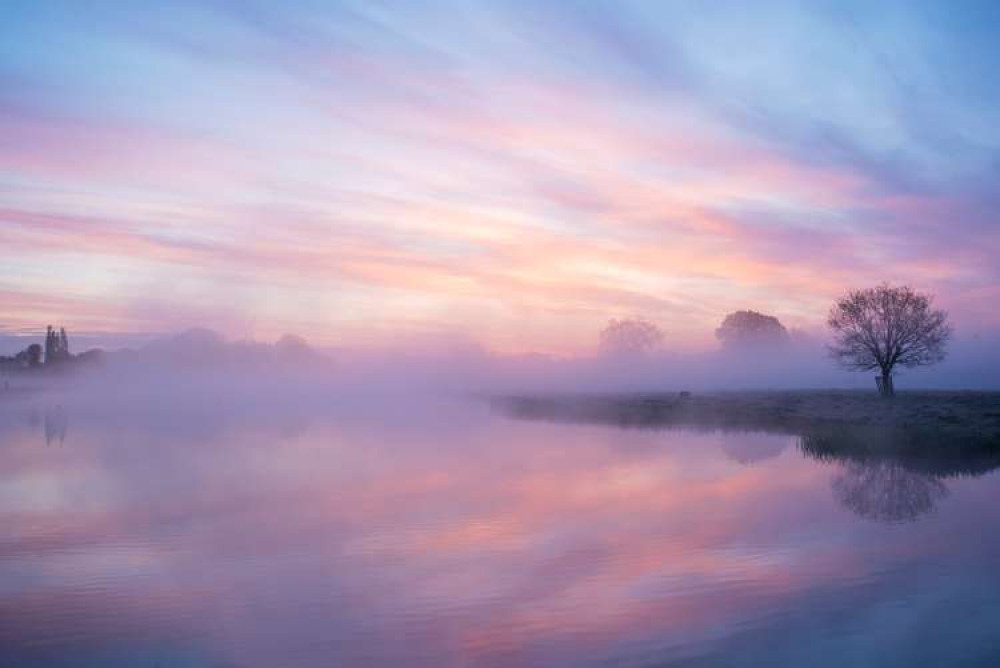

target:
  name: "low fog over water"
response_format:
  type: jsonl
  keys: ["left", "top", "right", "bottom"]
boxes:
{"left": 3, "top": 371, "right": 1000, "bottom": 667}
{"left": 4, "top": 326, "right": 1000, "bottom": 401}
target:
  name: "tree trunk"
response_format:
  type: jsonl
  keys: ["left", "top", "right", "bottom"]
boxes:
{"left": 876, "top": 369, "right": 894, "bottom": 397}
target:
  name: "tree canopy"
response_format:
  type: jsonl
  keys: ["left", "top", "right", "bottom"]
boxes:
{"left": 828, "top": 284, "right": 950, "bottom": 395}
{"left": 598, "top": 318, "right": 664, "bottom": 356}
{"left": 715, "top": 310, "right": 789, "bottom": 349}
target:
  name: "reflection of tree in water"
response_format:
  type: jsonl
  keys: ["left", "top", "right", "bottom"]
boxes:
{"left": 800, "top": 428, "right": 1000, "bottom": 523}
{"left": 721, "top": 431, "right": 790, "bottom": 465}
{"left": 43, "top": 406, "right": 68, "bottom": 445}
{"left": 832, "top": 461, "right": 947, "bottom": 523}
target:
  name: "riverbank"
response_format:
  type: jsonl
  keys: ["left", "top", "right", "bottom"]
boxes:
{"left": 495, "top": 390, "right": 1000, "bottom": 452}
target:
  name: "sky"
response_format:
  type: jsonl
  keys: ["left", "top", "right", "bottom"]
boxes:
{"left": 2, "top": 0, "right": 999, "bottom": 355}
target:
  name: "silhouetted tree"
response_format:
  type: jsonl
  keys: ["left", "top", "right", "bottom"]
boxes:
{"left": 44, "top": 325, "right": 71, "bottom": 364}
{"left": 25, "top": 343, "right": 42, "bottom": 367}
{"left": 275, "top": 334, "right": 310, "bottom": 355}
{"left": 598, "top": 318, "right": 664, "bottom": 356}
{"left": 45, "top": 326, "right": 56, "bottom": 363}
{"left": 715, "top": 310, "right": 789, "bottom": 349}
{"left": 827, "top": 284, "right": 950, "bottom": 396}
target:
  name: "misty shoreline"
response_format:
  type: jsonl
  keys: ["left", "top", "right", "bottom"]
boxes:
{"left": 495, "top": 390, "right": 1000, "bottom": 452}
{"left": 5, "top": 379, "right": 1000, "bottom": 456}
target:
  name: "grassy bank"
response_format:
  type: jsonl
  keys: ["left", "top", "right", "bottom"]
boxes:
{"left": 495, "top": 390, "right": 1000, "bottom": 456}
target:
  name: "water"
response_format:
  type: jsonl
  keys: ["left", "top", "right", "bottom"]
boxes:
{"left": 2, "top": 397, "right": 1000, "bottom": 667}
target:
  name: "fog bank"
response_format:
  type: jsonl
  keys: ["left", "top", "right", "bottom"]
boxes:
{"left": 4, "top": 328, "right": 998, "bottom": 408}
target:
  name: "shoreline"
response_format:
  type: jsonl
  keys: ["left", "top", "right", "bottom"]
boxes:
{"left": 494, "top": 390, "right": 1000, "bottom": 452}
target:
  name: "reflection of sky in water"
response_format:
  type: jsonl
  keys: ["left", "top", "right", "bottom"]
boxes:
{"left": 1, "top": 400, "right": 1000, "bottom": 667}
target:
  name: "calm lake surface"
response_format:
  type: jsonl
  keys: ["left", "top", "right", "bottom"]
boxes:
{"left": 2, "top": 396, "right": 1000, "bottom": 667}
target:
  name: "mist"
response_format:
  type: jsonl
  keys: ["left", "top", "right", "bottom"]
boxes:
{"left": 5, "top": 325, "right": 999, "bottom": 416}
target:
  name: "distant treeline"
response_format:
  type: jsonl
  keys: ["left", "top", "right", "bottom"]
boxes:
{"left": 0, "top": 325, "right": 102, "bottom": 374}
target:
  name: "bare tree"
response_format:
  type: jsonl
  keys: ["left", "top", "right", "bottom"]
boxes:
{"left": 598, "top": 318, "right": 664, "bottom": 357}
{"left": 828, "top": 284, "right": 950, "bottom": 396}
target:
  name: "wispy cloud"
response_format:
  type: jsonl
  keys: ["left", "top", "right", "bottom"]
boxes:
{"left": 1, "top": 0, "right": 997, "bottom": 352}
